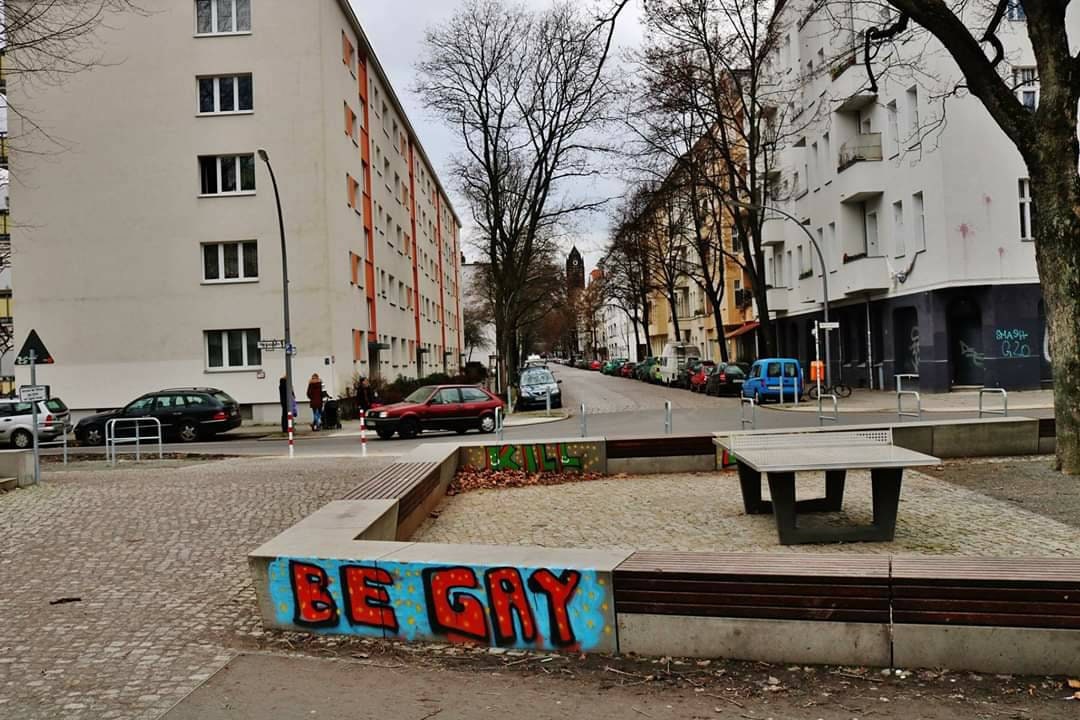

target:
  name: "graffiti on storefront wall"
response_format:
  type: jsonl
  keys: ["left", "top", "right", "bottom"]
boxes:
{"left": 460, "top": 442, "right": 603, "bottom": 473}
{"left": 267, "top": 557, "right": 614, "bottom": 650}
{"left": 995, "top": 328, "right": 1032, "bottom": 359}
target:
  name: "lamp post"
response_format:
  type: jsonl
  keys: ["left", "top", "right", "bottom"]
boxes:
{"left": 257, "top": 149, "right": 294, "bottom": 432}
{"left": 726, "top": 199, "right": 832, "bottom": 387}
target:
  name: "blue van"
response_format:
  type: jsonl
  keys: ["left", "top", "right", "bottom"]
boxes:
{"left": 741, "top": 358, "right": 804, "bottom": 403}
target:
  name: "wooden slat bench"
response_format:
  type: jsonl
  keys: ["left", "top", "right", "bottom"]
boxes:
{"left": 615, "top": 551, "right": 891, "bottom": 624}
{"left": 607, "top": 436, "right": 716, "bottom": 459}
{"left": 892, "top": 557, "right": 1080, "bottom": 630}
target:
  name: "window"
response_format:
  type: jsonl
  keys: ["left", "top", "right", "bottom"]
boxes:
{"left": 811, "top": 142, "right": 819, "bottom": 189}
{"left": 827, "top": 222, "right": 837, "bottom": 268}
{"left": 822, "top": 132, "right": 831, "bottom": 182}
{"left": 864, "top": 210, "right": 879, "bottom": 255}
{"left": 912, "top": 192, "right": 926, "bottom": 251}
{"left": 1019, "top": 179, "right": 1033, "bottom": 241}
{"left": 886, "top": 101, "right": 900, "bottom": 156}
{"left": 344, "top": 102, "right": 357, "bottom": 142}
{"left": 342, "top": 31, "right": 355, "bottom": 74}
{"left": 347, "top": 174, "right": 360, "bottom": 210}
{"left": 892, "top": 200, "right": 906, "bottom": 256}
{"left": 350, "top": 252, "right": 361, "bottom": 285}
{"left": 203, "top": 241, "right": 258, "bottom": 281}
{"left": 205, "top": 328, "right": 262, "bottom": 369}
{"left": 199, "top": 154, "right": 255, "bottom": 195}
{"left": 198, "top": 74, "right": 253, "bottom": 114}
{"left": 195, "top": 0, "right": 251, "bottom": 34}
{"left": 797, "top": 245, "right": 805, "bottom": 277}
{"left": 431, "top": 388, "right": 462, "bottom": 405}
{"left": 1006, "top": 0, "right": 1026, "bottom": 20}
{"left": 1013, "top": 67, "right": 1038, "bottom": 110}
{"left": 905, "top": 86, "right": 919, "bottom": 143}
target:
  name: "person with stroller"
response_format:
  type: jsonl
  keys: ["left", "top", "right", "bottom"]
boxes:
{"left": 306, "top": 373, "right": 324, "bottom": 431}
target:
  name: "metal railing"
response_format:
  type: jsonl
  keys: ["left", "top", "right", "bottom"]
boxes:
{"left": 105, "top": 417, "right": 163, "bottom": 465}
{"left": 37, "top": 427, "right": 70, "bottom": 465}
{"left": 895, "top": 373, "right": 921, "bottom": 421}
{"left": 817, "top": 393, "right": 839, "bottom": 426}
{"left": 740, "top": 397, "right": 757, "bottom": 429}
{"left": 978, "top": 388, "right": 1009, "bottom": 418}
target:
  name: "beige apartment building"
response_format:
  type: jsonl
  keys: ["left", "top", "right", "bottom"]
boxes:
{"left": 10, "top": 0, "right": 463, "bottom": 420}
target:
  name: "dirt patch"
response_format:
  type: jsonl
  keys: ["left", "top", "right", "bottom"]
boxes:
{"left": 921, "top": 457, "right": 1080, "bottom": 530}
{"left": 450, "top": 468, "right": 606, "bottom": 495}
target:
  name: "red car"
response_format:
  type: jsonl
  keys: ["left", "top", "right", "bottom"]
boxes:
{"left": 619, "top": 362, "right": 635, "bottom": 378}
{"left": 589, "top": 360, "right": 602, "bottom": 371}
{"left": 364, "top": 384, "right": 504, "bottom": 440}
{"left": 689, "top": 361, "right": 717, "bottom": 392}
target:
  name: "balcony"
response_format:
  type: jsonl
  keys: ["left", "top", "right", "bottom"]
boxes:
{"left": 766, "top": 286, "right": 788, "bottom": 314}
{"left": 832, "top": 51, "right": 876, "bottom": 113}
{"left": 0, "top": 134, "right": 7, "bottom": 170}
{"left": 837, "top": 254, "right": 892, "bottom": 296}
{"left": 838, "top": 132, "right": 882, "bottom": 172}
{"left": 761, "top": 210, "right": 788, "bottom": 246}
{"left": 0, "top": 51, "right": 6, "bottom": 94}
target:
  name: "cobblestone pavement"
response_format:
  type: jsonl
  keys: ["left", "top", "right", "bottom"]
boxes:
{"left": 0, "top": 456, "right": 391, "bottom": 720}
{"left": 415, "top": 469, "right": 1080, "bottom": 556}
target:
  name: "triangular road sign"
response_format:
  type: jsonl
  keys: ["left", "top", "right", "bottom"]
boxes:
{"left": 14, "top": 329, "right": 55, "bottom": 365}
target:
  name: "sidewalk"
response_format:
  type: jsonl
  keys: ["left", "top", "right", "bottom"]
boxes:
{"left": 777, "top": 387, "right": 1053, "bottom": 413}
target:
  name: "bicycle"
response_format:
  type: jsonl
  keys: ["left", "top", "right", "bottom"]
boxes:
{"left": 807, "top": 381, "right": 852, "bottom": 400}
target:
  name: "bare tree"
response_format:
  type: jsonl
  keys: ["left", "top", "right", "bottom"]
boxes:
{"left": 604, "top": 189, "right": 658, "bottom": 358}
{"left": 416, "top": 0, "right": 630, "bottom": 388}
{"left": 845, "top": 0, "right": 1080, "bottom": 472}
{"left": 635, "top": 0, "right": 817, "bottom": 357}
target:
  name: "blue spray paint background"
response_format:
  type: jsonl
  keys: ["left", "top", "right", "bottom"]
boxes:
{"left": 266, "top": 556, "right": 614, "bottom": 650}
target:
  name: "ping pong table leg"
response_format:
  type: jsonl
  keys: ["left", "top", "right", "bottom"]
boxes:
{"left": 793, "top": 469, "right": 847, "bottom": 512}
{"left": 870, "top": 468, "right": 903, "bottom": 540}
{"left": 766, "top": 472, "right": 799, "bottom": 544}
{"left": 737, "top": 461, "right": 771, "bottom": 514}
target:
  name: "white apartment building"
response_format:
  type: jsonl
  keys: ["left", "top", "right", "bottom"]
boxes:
{"left": 10, "top": 0, "right": 463, "bottom": 419}
{"left": 764, "top": 0, "right": 1052, "bottom": 391}
{"left": 603, "top": 302, "right": 640, "bottom": 363}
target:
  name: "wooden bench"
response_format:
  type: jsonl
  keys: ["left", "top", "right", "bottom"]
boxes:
{"left": 716, "top": 429, "right": 940, "bottom": 544}
{"left": 615, "top": 551, "right": 891, "bottom": 623}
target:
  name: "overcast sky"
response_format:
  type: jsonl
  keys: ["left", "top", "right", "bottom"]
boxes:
{"left": 349, "top": 0, "right": 645, "bottom": 271}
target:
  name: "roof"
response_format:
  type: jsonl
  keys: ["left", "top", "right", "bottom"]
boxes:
{"left": 335, "top": 0, "right": 461, "bottom": 228}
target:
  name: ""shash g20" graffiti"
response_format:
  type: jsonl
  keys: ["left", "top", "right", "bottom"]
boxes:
{"left": 266, "top": 557, "right": 615, "bottom": 651}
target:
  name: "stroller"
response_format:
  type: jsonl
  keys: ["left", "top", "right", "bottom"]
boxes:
{"left": 321, "top": 392, "right": 342, "bottom": 430}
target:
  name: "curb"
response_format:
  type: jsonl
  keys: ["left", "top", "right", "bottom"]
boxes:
{"left": 767, "top": 404, "right": 1054, "bottom": 414}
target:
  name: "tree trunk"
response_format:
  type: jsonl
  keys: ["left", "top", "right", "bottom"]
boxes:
{"left": 712, "top": 305, "right": 730, "bottom": 363}
{"left": 1029, "top": 162, "right": 1080, "bottom": 474}
{"left": 666, "top": 291, "right": 682, "bottom": 341}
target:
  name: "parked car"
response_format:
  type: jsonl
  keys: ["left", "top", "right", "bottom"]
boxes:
{"left": 741, "top": 359, "right": 804, "bottom": 403}
{"left": 705, "top": 362, "right": 750, "bottom": 396}
{"left": 75, "top": 388, "right": 241, "bottom": 445}
{"left": 364, "top": 384, "right": 504, "bottom": 439}
{"left": 650, "top": 360, "right": 664, "bottom": 383}
{"left": 589, "top": 359, "right": 602, "bottom": 371}
{"left": 619, "top": 361, "right": 636, "bottom": 378}
{"left": 688, "top": 361, "right": 717, "bottom": 392}
{"left": 657, "top": 342, "right": 702, "bottom": 386}
{"left": 0, "top": 397, "right": 72, "bottom": 449}
{"left": 635, "top": 357, "right": 658, "bottom": 381}
{"left": 602, "top": 358, "right": 627, "bottom": 375}
{"left": 517, "top": 367, "right": 562, "bottom": 410}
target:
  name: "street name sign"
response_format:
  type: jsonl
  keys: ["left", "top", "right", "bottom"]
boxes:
{"left": 18, "top": 385, "right": 47, "bottom": 402}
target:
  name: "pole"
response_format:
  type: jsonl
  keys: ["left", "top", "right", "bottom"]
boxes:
{"left": 30, "top": 349, "right": 40, "bottom": 486}
{"left": 258, "top": 149, "right": 294, "bottom": 456}
{"left": 580, "top": 403, "right": 587, "bottom": 437}
{"left": 865, "top": 296, "right": 874, "bottom": 391}
{"left": 287, "top": 412, "right": 294, "bottom": 458}
{"left": 664, "top": 400, "right": 672, "bottom": 434}
{"left": 360, "top": 409, "right": 367, "bottom": 456}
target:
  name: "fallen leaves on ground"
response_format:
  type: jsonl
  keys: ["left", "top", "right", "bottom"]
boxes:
{"left": 448, "top": 468, "right": 607, "bottom": 495}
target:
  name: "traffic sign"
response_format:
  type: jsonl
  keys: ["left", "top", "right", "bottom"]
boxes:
{"left": 14, "top": 329, "right": 54, "bottom": 365}
{"left": 257, "top": 339, "right": 287, "bottom": 351}
{"left": 18, "top": 385, "right": 47, "bottom": 402}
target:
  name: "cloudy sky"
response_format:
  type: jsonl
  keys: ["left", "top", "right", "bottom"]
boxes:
{"left": 349, "top": 0, "right": 645, "bottom": 271}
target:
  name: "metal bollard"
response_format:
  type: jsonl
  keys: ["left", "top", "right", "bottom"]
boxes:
{"left": 546, "top": 389, "right": 551, "bottom": 417}
{"left": 664, "top": 400, "right": 672, "bottom": 434}
{"left": 360, "top": 409, "right": 367, "bottom": 456}
{"left": 580, "top": 403, "right": 587, "bottom": 437}
{"left": 495, "top": 406, "right": 504, "bottom": 440}
{"left": 287, "top": 412, "right": 294, "bottom": 458}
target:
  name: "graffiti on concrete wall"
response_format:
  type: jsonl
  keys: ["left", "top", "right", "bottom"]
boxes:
{"left": 268, "top": 557, "right": 615, "bottom": 651}
{"left": 995, "top": 328, "right": 1031, "bottom": 359}
{"left": 460, "top": 441, "right": 603, "bottom": 473}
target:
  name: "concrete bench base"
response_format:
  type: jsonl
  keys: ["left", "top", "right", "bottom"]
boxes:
{"left": 893, "top": 624, "right": 1080, "bottom": 676}
{"left": 617, "top": 614, "right": 891, "bottom": 667}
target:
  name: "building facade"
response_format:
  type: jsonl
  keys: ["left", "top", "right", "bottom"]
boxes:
{"left": 10, "top": 0, "right": 463, "bottom": 418}
{"left": 761, "top": 0, "right": 1052, "bottom": 391}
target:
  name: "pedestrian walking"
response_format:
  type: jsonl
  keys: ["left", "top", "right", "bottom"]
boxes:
{"left": 307, "top": 373, "right": 324, "bottom": 431}
{"left": 355, "top": 376, "right": 377, "bottom": 414}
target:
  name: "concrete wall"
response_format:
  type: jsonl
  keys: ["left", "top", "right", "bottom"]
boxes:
{"left": 458, "top": 438, "right": 607, "bottom": 474}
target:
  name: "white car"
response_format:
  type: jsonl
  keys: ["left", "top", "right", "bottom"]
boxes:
{"left": 0, "top": 397, "right": 72, "bottom": 449}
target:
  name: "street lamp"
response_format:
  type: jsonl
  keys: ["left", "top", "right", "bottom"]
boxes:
{"left": 725, "top": 199, "right": 832, "bottom": 386}
{"left": 257, "top": 149, "right": 294, "bottom": 430}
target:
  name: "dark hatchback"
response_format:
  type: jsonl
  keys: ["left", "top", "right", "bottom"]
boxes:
{"left": 75, "top": 388, "right": 242, "bottom": 445}
{"left": 705, "top": 363, "right": 750, "bottom": 396}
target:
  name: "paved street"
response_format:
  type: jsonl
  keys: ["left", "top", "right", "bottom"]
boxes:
{"left": 46, "top": 363, "right": 1054, "bottom": 461}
